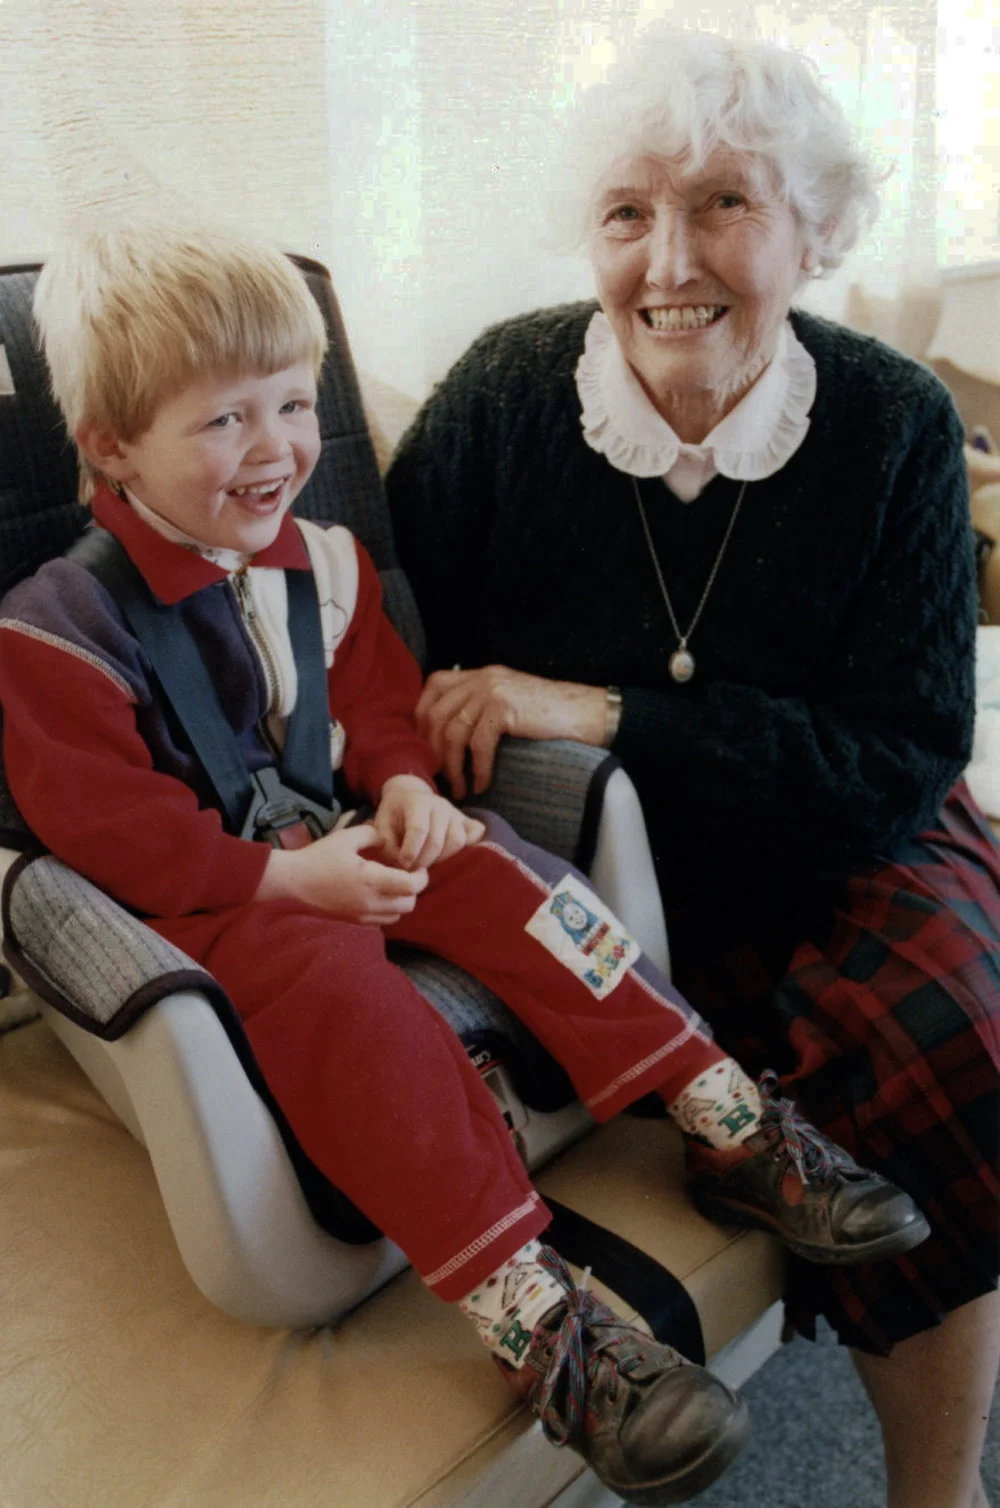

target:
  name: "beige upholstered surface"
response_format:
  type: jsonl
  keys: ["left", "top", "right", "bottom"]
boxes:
{"left": 0, "top": 1019, "right": 784, "bottom": 1508}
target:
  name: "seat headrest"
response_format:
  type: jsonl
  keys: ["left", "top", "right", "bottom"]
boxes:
{"left": 0, "top": 256, "right": 399, "bottom": 594}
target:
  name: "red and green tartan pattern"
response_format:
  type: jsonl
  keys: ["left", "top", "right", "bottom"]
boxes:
{"left": 671, "top": 780, "right": 1000, "bottom": 1356}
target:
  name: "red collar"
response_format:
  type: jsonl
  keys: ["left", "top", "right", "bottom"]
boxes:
{"left": 90, "top": 484, "right": 311, "bottom": 605}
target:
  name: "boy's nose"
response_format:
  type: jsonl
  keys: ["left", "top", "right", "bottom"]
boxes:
{"left": 645, "top": 207, "right": 699, "bottom": 289}
{"left": 244, "top": 419, "right": 291, "bottom": 463}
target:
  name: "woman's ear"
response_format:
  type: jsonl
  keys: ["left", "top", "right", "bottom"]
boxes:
{"left": 801, "top": 219, "right": 835, "bottom": 276}
{"left": 75, "top": 421, "right": 134, "bottom": 484}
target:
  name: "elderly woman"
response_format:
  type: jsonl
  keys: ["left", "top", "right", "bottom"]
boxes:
{"left": 386, "top": 31, "right": 1000, "bottom": 1508}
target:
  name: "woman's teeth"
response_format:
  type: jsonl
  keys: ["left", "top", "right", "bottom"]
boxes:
{"left": 645, "top": 305, "right": 725, "bottom": 330}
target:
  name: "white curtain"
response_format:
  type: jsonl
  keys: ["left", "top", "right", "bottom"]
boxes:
{"left": 0, "top": 2, "right": 333, "bottom": 273}
{"left": 1, "top": 0, "right": 995, "bottom": 399}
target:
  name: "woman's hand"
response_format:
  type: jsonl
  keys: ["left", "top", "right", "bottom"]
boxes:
{"left": 255, "top": 822, "right": 428, "bottom": 926}
{"left": 415, "top": 666, "right": 607, "bottom": 799}
{"left": 373, "top": 774, "right": 486, "bottom": 869}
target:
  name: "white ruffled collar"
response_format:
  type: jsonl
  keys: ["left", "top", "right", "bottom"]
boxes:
{"left": 575, "top": 310, "right": 816, "bottom": 497}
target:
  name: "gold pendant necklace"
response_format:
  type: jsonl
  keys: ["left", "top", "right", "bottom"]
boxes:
{"left": 632, "top": 476, "right": 749, "bottom": 683}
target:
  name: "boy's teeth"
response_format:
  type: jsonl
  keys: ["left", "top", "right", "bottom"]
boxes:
{"left": 231, "top": 482, "right": 281, "bottom": 497}
{"left": 646, "top": 305, "right": 722, "bottom": 330}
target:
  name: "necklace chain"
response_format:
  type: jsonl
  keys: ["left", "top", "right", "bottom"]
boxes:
{"left": 632, "top": 476, "right": 749, "bottom": 682}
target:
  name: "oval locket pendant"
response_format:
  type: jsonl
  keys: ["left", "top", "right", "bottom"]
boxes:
{"left": 669, "top": 648, "right": 695, "bottom": 683}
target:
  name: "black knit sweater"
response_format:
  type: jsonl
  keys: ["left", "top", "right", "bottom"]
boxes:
{"left": 386, "top": 303, "right": 975, "bottom": 915}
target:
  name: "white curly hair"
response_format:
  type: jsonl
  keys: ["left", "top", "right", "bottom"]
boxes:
{"left": 551, "top": 28, "right": 881, "bottom": 276}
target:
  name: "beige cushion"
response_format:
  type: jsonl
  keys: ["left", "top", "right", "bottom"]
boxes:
{"left": 0, "top": 1020, "right": 784, "bottom": 1508}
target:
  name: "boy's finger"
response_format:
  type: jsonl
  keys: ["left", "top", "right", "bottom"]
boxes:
{"left": 364, "top": 859, "right": 429, "bottom": 896}
{"left": 399, "top": 819, "right": 430, "bottom": 869}
{"left": 372, "top": 890, "right": 420, "bottom": 922}
{"left": 417, "top": 809, "right": 451, "bottom": 869}
{"left": 359, "top": 899, "right": 413, "bottom": 926}
{"left": 463, "top": 817, "right": 487, "bottom": 844}
{"left": 435, "top": 813, "right": 468, "bottom": 865}
{"left": 340, "top": 822, "right": 380, "bottom": 853}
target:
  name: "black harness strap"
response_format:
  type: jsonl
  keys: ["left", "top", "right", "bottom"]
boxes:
{"left": 544, "top": 1197, "right": 707, "bottom": 1363}
{"left": 65, "top": 526, "right": 335, "bottom": 834}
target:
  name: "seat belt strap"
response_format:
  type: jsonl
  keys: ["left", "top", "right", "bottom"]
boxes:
{"left": 67, "top": 528, "right": 252, "bottom": 832}
{"left": 281, "top": 567, "right": 334, "bottom": 809}
{"left": 65, "top": 526, "right": 335, "bottom": 834}
{"left": 544, "top": 1197, "right": 707, "bottom": 1364}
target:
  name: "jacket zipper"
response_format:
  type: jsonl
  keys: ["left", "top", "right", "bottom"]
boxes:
{"left": 232, "top": 564, "right": 283, "bottom": 721}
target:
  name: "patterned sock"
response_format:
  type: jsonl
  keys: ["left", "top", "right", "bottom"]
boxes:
{"left": 457, "top": 1239, "right": 565, "bottom": 1370}
{"left": 664, "top": 1058, "right": 763, "bottom": 1149}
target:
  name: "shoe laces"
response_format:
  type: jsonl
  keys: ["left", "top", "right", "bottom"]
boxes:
{"left": 757, "top": 1070, "right": 855, "bottom": 1188}
{"left": 533, "top": 1248, "right": 632, "bottom": 1447}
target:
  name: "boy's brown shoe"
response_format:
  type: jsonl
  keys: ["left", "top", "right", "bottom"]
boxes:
{"left": 687, "top": 1071, "right": 931, "bottom": 1265}
{"left": 498, "top": 1248, "right": 749, "bottom": 1507}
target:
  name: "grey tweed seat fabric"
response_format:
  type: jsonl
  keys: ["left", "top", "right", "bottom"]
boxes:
{"left": 0, "top": 257, "right": 618, "bottom": 1238}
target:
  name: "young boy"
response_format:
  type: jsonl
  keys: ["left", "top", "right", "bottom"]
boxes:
{"left": 0, "top": 224, "right": 928, "bottom": 1506}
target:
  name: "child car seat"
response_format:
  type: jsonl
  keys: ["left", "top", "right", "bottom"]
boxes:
{"left": 0, "top": 258, "right": 670, "bottom": 1328}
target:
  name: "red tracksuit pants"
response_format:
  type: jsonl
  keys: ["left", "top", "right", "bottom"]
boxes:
{"left": 151, "top": 812, "right": 721, "bottom": 1300}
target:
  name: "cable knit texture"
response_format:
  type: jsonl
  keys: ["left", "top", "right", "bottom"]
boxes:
{"left": 386, "top": 302, "right": 975, "bottom": 910}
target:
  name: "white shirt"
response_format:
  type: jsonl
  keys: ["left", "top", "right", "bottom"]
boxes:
{"left": 574, "top": 311, "right": 817, "bottom": 502}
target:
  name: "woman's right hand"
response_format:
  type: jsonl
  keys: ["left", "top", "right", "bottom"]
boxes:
{"left": 254, "top": 823, "right": 429, "bottom": 925}
{"left": 415, "top": 665, "right": 607, "bottom": 798}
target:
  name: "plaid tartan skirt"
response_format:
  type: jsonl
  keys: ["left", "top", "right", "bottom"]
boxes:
{"left": 668, "top": 780, "right": 1000, "bottom": 1355}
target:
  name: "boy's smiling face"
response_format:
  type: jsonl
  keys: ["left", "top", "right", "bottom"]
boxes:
{"left": 87, "top": 362, "right": 321, "bottom": 555}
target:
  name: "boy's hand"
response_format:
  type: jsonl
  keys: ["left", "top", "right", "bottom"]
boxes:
{"left": 255, "top": 822, "right": 428, "bottom": 925}
{"left": 374, "top": 774, "right": 486, "bottom": 870}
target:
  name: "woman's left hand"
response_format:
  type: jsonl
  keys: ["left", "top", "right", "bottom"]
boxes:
{"left": 415, "top": 666, "right": 607, "bottom": 799}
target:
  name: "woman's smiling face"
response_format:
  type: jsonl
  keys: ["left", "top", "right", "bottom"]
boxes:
{"left": 588, "top": 149, "right": 812, "bottom": 440}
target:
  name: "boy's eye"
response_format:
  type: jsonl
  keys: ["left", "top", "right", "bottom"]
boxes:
{"left": 280, "top": 398, "right": 313, "bottom": 414}
{"left": 207, "top": 412, "right": 239, "bottom": 428}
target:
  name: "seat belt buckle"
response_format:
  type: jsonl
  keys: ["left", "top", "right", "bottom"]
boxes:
{"left": 257, "top": 806, "right": 329, "bottom": 850}
{"left": 241, "top": 766, "right": 340, "bottom": 848}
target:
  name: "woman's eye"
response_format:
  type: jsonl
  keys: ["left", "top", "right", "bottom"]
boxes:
{"left": 714, "top": 193, "right": 746, "bottom": 211}
{"left": 600, "top": 203, "right": 645, "bottom": 235}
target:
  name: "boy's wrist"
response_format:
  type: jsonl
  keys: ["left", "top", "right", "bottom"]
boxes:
{"left": 381, "top": 773, "right": 435, "bottom": 797}
{"left": 253, "top": 845, "right": 298, "bottom": 903}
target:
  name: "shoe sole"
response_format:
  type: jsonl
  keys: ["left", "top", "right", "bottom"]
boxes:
{"left": 692, "top": 1196, "right": 932, "bottom": 1266}
{"left": 601, "top": 1394, "right": 751, "bottom": 1507}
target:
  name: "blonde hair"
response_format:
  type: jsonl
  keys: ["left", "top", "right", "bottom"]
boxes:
{"left": 550, "top": 28, "right": 881, "bottom": 276}
{"left": 33, "top": 221, "right": 328, "bottom": 500}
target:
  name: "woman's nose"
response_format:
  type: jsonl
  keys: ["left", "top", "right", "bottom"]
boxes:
{"left": 645, "top": 208, "right": 699, "bottom": 288}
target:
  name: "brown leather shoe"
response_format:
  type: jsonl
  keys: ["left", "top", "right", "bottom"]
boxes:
{"left": 687, "top": 1071, "right": 931, "bottom": 1265}
{"left": 498, "top": 1248, "right": 749, "bottom": 1507}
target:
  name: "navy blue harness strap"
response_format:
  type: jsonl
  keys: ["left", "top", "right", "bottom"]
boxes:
{"left": 543, "top": 1197, "right": 707, "bottom": 1364}
{"left": 281, "top": 567, "right": 334, "bottom": 809}
{"left": 65, "top": 526, "right": 333, "bottom": 831}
